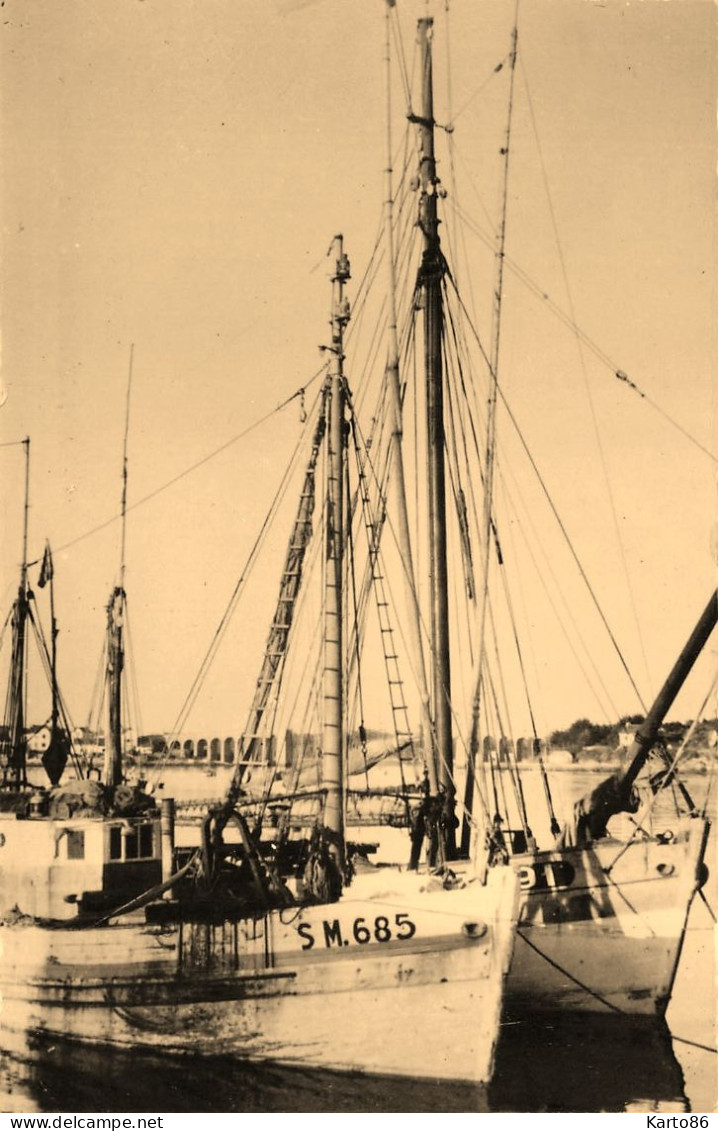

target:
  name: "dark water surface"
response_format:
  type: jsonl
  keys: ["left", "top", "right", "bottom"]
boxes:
{"left": 0, "top": 1013, "right": 703, "bottom": 1114}
{"left": 2, "top": 771, "right": 714, "bottom": 1113}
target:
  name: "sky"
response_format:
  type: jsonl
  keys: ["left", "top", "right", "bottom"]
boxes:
{"left": 0, "top": 0, "right": 715, "bottom": 740}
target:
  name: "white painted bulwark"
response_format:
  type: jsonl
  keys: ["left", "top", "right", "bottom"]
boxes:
{"left": 0, "top": 864, "right": 518, "bottom": 1083}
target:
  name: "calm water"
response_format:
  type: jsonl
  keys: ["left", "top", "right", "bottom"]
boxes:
{"left": 2, "top": 768, "right": 715, "bottom": 1113}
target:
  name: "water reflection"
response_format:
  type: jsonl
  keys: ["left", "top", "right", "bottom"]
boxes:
{"left": 0, "top": 1039, "right": 486, "bottom": 1114}
{"left": 0, "top": 1014, "right": 688, "bottom": 1114}
{"left": 490, "top": 1014, "right": 688, "bottom": 1113}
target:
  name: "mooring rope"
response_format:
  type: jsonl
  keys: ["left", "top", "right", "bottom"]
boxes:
{"left": 516, "top": 929, "right": 717, "bottom": 1055}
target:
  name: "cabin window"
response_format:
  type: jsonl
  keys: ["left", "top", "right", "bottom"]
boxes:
{"left": 139, "top": 823, "right": 154, "bottom": 857}
{"left": 124, "top": 823, "right": 154, "bottom": 860}
{"left": 125, "top": 829, "right": 140, "bottom": 860}
{"left": 108, "top": 822, "right": 154, "bottom": 862}
{"left": 66, "top": 830, "right": 85, "bottom": 860}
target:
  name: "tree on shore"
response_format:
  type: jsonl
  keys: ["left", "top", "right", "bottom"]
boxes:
{"left": 550, "top": 716, "right": 717, "bottom": 757}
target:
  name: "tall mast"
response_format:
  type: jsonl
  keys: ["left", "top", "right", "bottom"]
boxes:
{"left": 21, "top": 436, "right": 30, "bottom": 597}
{"left": 37, "top": 538, "right": 69, "bottom": 786}
{"left": 104, "top": 347, "right": 133, "bottom": 788}
{"left": 415, "top": 17, "right": 456, "bottom": 856}
{"left": 384, "top": 2, "right": 437, "bottom": 795}
{"left": 49, "top": 577, "right": 58, "bottom": 743}
{"left": 46, "top": 543, "right": 58, "bottom": 743}
{"left": 3, "top": 437, "right": 31, "bottom": 788}
{"left": 104, "top": 588, "right": 124, "bottom": 788}
{"left": 322, "top": 237, "right": 350, "bottom": 867}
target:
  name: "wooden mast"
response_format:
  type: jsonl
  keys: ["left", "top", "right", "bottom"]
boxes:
{"left": 3, "top": 437, "right": 31, "bottom": 789}
{"left": 38, "top": 538, "right": 69, "bottom": 786}
{"left": 104, "top": 347, "right": 134, "bottom": 789}
{"left": 104, "top": 589, "right": 124, "bottom": 788}
{"left": 49, "top": 548, "right": 58, "bottom": 745}
{"left": 383, "top": 1, "right": 436, "bottom": 796}
{"left": 322, "top": 237, "right": 350, "bottom": 868}
{"left": 415, "top": 17, "right": 456, "bottom": 857}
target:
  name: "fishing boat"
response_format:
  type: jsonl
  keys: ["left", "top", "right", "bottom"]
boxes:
{"left": 174, "top": 1, "right": 714, "bottom": 1026}
{"left": 505, "top": 595, "right": 714, "bottom": 1018}
{"left": 343, "top": 7, "right": 713, "bottom": 1023}
{"left": 0, "top": 234, "right": 517, "bottom": 1085}
{"left": 244, "top": 3, "right": 712, "bottom": 1025}
{"left": 0, "top": 440, "right": 71, "bottom": 799}
{"left": 0, "top": 0, "right": 711, "bottom": 1088}
{"left": 0, "top": 409, "right": 167, "bottom": 917}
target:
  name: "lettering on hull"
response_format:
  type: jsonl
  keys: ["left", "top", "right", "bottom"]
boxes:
{"left": 297, "top": 912, "right": 417, "bottom": 951}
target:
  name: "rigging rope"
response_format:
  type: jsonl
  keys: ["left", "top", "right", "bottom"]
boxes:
{"left": 123, "top": 599, "right": 144, "bottom": 751}
{"left": 389, "top": 1, "right": 413, "bottom": 113}
{"left": 344, "top": 449, "right": 371, "bottom": 792}
{"left": 159, "top": 385, "right": 325, "bottom": 760}
{"left": 445, "top": 194, "right": 715, "bottom": 463}
{"left": 350, "top": 405, "right": 491, "bottom": 828}
{"left": 25, "top": 602, "right": 85, "bottom": 778}
{"left": 86, "top": 633, "right": 107, "bottom": 736}
{"left": 28, "top": 376, "right": 327, "bottom": 567}
{"left": 603, "top": 676, "right": 718, "bottom": 875}
{"left": 520, "top": 53, "right": 653, "bottom": 703}
{"left": 347, "top": 399, "right": 414, "bottom": 801}
{"left": 0, "top": 606, "right": 13, "bottom": 659}
{"left": 516, "top": 929, "right": 717, "bottom": 1054}
{"left": 471, "top": 13, "right": 518, "bottom": 769}
{"left": 448, "top": 52, "right": 513, "bottom": 125}
{"left": 447, "top": 278, "right": 610, "bottom": 818}
{"left": 442, "top": 266, "right": 562, "bottom": 832}
{"left": 447, "top": 273, "right": 648, "bottom": 714}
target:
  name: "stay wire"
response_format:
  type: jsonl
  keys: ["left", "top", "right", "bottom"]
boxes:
{"left": 344, "top": 449, "right": 371, "bottom": 792}
{"left": 485, "top": 419, "right": 621, "bottom": 722}
{"left": 473, "top": 9, "right": 519, "bottom": 757}
{"left": 449, "top": 51, "right": 514, "bottom": 126}
{"left": 442, "top": 278, "right": 560, "bottom": 827}
{"left": 27, "top": 374, "right": 327, "bottom": 567}
{"left": 520, "top": 52, "right": 652, "bottom": 701}
{"left": 26, "top": 601, "right": 84, "bottom": 777}
{"left": 165, "top": 385, "right": 325, "bottom": 745}
{"left": 448, "top": 273, "right": 647, "bottom": 713}
{"left": 443, "top": 281, "right": 611, "bottom": 817}
{"left": 603, "top": 675, "right": 718, "bottom": 875}
{"left": 347, "top": 403, "right": 413, "bottom": 796}
{"left": 446, "top": 193, "right": 715, "bottom": 463}
{"left": 443, "top": 254, "right": 600, "bottom": 753}
{"left": 350, "top": 404, "right": 491, "bottom": 826}
{"left": 0, "top": 605, "right": 13, "bottom": 658}
{"left": 389, "top": 2, "right": 413, "bottom": 113}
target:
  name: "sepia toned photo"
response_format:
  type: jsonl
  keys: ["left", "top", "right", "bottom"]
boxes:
{"left": 0, "top": 0, "right": 714, "bottom": 1116}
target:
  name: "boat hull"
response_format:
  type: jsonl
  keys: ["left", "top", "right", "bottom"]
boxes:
{"left": 505, "top": 817, "right": 709, "bottom": 1017}
{"left": 0, "top": 866, "right": 517, "bottom": 1084}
